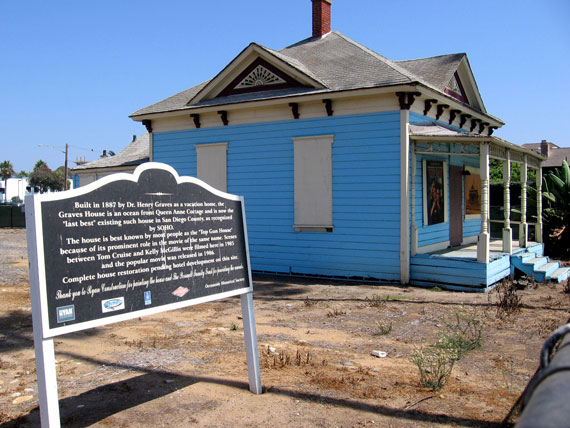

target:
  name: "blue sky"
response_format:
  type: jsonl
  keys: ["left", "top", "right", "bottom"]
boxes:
{"left": 2, "top": 0, "right": 569, "bottom": 173}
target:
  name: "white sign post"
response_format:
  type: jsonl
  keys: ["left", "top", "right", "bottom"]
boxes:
{"left": 26, "top": 163, "right": 262, "bottom": 428}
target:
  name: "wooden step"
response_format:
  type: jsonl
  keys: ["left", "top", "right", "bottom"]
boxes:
{"left": 548, "top": 267, "right": 570, "bottom": 283}
{"left": 535, "top": 262, "right": 561, "bottom": 283}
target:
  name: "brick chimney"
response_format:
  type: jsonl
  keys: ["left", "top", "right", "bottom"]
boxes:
{"left": 312, "top": 0, "right": 332, "bottom": 38}
{"left": 540, "top": 139, "right": 550, "bottom": 158}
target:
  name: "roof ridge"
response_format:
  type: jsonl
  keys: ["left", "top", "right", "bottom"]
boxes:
{"left": 331, "top": 31, "right": 419, "bottom": 84}
{"left": 282, "top": 31, "right": 334, "bottom": 49}
{"left": 396, "top": 52, "right": 466, "bottom": 63}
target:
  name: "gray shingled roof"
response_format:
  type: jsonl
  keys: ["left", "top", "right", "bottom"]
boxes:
{"left": 396, "top": 54, "right": 465, "bottom": 92}
{"left": 279, "top": 32, "right": 418, "bottom": 90}
{"left": 71, "top": 133, "right": 150, "bottom": 171}
{"left": 542, "top": 147, "right": 570, "bottom": 167}
{"left": 131, "top": 31, "right": 456, "bottom": 118}
{"left": 409, "top": 122, "right": 480, "bottom": 138}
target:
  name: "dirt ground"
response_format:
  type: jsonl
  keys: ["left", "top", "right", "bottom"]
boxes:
{"left": 1, "top": 228, "right": 569, "bottom": 428}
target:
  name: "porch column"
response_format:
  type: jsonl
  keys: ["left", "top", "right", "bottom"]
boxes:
{"left": 502, "top": 151, "right": 512, "bottom": 253}
{"left": 411, "top": 142, "right": 418, "bottom": 256}
{"left": 519, "top": 155, "right": 528, "bottom": 247}
{"left": 477, "top": 142, "right": 490, "bottom": 263}
{"left": 399, "top": 109, "right": 410, "bottom": 284}
{"left": 536, "top": 166, "right": 543, "bottom": 243}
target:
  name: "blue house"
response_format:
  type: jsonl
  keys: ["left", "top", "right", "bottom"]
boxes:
{"left": 131, "top": 1, "right": 564, "bottom": 290}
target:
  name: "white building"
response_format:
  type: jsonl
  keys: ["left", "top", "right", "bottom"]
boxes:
{"left": 0, "top": 177, "right": 32, "bottom": 203}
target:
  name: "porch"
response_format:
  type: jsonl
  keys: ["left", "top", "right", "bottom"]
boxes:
{"left": 411, "top": 238, "right": 570, "bottom": 291}
{"left": 410, "top": 239, "right": 544, "bottom": 292}
{"left": 407, "top": 124, "right": 556, "bottom": 291}
{"left": 410, "top": 240, "right": 545, "bottom": 292}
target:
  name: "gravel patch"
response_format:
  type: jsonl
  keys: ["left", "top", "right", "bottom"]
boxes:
{"left": 0, "top": 229, "right": 28, "bottom": 286}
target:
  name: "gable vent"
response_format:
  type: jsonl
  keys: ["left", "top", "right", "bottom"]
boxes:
{"left": 235, "top": 65, "right": 286, "bottom": 89}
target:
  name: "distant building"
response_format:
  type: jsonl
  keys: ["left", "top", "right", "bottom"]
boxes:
{"left": 522, "top": 140, "right": 570, "bottom": 172}
{"left": 0, "top": 177, "right": 34, "bottom": 202}
{"left": 71, "top": 133, "right": 149, "bottom": 187}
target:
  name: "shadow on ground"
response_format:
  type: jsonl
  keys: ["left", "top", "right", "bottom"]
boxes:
{"left": 1, "top": 351, "right": 503, "bottom": 428}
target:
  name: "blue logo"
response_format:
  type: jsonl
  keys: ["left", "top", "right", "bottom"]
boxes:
{"left": 101, "top": 297, "right": 125, "bottom": 313}
{"left": 144, "top": 291, "right": 152, "bottom": 306}
{"left": 56, "top": 305, "right": 75, "bottom": 323}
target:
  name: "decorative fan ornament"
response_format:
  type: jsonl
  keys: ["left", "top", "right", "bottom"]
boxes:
{"left": 235, "top": 65, "right": 286, "bottom": 89}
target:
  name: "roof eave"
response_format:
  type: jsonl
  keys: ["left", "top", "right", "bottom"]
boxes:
{"left": 130, "top": 82, "right": 504, "bottom": 129}
{"left": 415, "top": 83, "right": 503, "bottom": 127}
{"left": 410, "top": 134, "right": 546, "bottom": 162}
{"left": 129, "top": 84, "right": 417, "bottom": 121}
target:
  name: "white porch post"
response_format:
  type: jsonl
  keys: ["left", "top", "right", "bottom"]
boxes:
{"left": 503, "top": 151, "right": 512, "bottom": 254}
{"left": 536, "top": 166, "right": 543, "bottom": 243}
{"left": 400, "top": 110, "right": 410, "bottom": 283}
{"left": 519, "top": 155, "right": 528, "bottom": 247}
{"left": 477, "top": 142, "right": 490, "bottom": 263}
{"left": 411, "top": 142, "right": 418, "bottom": 256}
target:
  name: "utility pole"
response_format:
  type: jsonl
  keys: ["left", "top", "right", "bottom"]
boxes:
{"left": 38, "top": 143, "right": 70, "bottom": 191}
{"left": 64, "top": 144, "right": 69, "bottom": 191}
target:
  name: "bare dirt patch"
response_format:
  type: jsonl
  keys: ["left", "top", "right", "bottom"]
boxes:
{"left": 0, "top": 228, "right": 568, "bottom": 427}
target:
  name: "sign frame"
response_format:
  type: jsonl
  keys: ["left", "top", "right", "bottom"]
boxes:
{"left": 26, "top": 163, "right": 262, "bottom": 428}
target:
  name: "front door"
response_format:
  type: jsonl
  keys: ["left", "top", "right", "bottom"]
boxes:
{"left": 449, "top": 166, "right": 463, "bottom": 247}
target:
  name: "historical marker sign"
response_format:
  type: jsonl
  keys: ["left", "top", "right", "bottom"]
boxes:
{"left": 26, "top": 163, "right": 261, "bottom": 427}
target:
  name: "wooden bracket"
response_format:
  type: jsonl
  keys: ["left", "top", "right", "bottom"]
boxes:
{"left": 217, "top": 111, "right": 229, "bottom": 126}
{"left": 289, "top": 103, "right": 300, "bottom": 119}
{"left": 142, "top": 120, "right": 152, "bottom": 133}
{"left": 396, "top": 92, "right": 421, "bottom": 110}
{"left": 423, "top": 99, "right": 438, "bottom": 116}
{"left": 479, "top": 122, "right": 490, "bottom": 134}
{"left": 488, "top": 126, "right": 498, "bottom": 136}
{"left": 190, "top": 114, "right": 201, "bottom": 129}
{"left": 448, "top": 109, "right": 460, "bottom": 125}
{"left": 459, "top": 113, "right": 471, "bottom": 128}
{"left": 323, "top": 99, "right": 333, "bottom": 117}
{"left": 435, "top": 104, "right": 449, "bottom": 120}
{"left": 470, "top": 118, "right": 481, "bottom": 132}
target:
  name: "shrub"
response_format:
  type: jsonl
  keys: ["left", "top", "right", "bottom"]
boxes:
{"left": 435, "top": 309, "right": 482, "bottom": 359}
{"left": 494, "top": 279, "right": 522, "bottom": 319}
{"left": 410, "top": 346, "right": 456, "bottom": 390}
{"left": 375, "top": 320, "right": 393, "bottom": 335}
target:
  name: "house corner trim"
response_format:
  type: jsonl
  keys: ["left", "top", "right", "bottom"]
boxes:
{"left": 400, "top": 109, "right": 410, "bottom": 284}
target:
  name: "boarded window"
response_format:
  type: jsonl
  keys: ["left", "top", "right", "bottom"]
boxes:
{"left": 293, "top": 135, "right": 333, "bottom": 232}
{"left": 195, "top": 143, "right": 228, "bottom": 192}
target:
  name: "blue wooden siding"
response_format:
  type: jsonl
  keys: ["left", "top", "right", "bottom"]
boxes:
{"left": 153, "top": 112, "right": 402, "bottom": 281}
{"left": 410, "top": 253, "right": 510, "bottom": 291}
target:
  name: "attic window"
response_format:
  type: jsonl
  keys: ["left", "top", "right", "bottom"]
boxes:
{"left": 445, "top": 72, "right": 468, "bottom": 104}
{"left": 235, "top": 65, "right": 286, "bottom": 89}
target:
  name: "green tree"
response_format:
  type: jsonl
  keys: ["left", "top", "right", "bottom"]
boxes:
{"left": 29, "top": 160, "right": 64, "bottom": 193}
{"left": 16, "top": 170, "right": 28, "bottom": 178}
{"left": 0, "top": 160, "right": 15, "bottom": 202}
{"left": 490, "top": 159, "right": 536, "bottom": 184}
{"left": 542, "top": 160, "right": 570, "bottom": 258}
